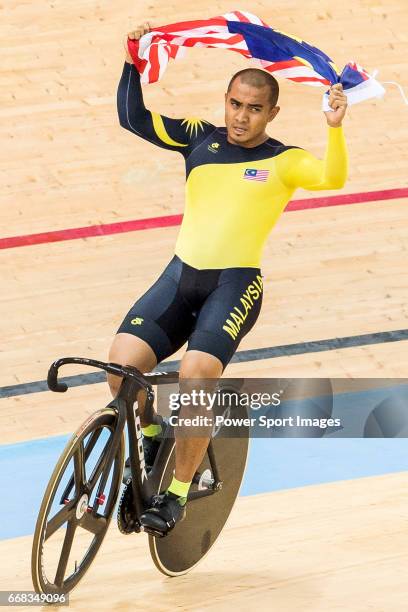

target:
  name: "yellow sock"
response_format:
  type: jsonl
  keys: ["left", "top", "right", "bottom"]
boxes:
{"left": 167, "top": 476, "right": 190, "bottom": 503}
{"left": 142, "top": 423, "right": 162, "bottom": 438}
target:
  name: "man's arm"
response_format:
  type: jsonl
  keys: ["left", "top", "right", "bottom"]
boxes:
{"left": 117, "top": 23, "right": 215, "bottom": 155}
{"left": 276, "top": 84, "right": 348, "bottom": 190}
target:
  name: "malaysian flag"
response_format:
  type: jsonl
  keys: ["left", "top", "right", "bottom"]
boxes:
{"left": 244, "top": 169, "right": 269, "bottom": 182}
{"left": 127, "top": 10, "right": 385, "bottom": 109}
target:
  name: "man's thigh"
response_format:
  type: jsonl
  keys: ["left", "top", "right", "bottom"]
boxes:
{"left": 187, "top": 270, "right": 263, "bottom": 371}
{"left": 115, "top": 266, "right": 196, "bottom": 365}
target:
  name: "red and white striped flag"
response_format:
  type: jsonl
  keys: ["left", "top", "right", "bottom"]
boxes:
{"left": 127, "top": 10, "right": 385, "bottom": 108}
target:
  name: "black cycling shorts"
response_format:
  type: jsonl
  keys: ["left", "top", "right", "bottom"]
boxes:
{"left": 117, "top": 255, "right": 263, "bottom": 370}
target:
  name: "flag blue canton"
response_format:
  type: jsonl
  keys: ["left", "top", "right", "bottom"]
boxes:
{"left": 227, "top": 21, "right": 339, "bottom": 85}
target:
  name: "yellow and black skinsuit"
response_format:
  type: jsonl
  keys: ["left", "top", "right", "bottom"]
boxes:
{"left": 116, "top": 62, "right": 348, "bottom": 368}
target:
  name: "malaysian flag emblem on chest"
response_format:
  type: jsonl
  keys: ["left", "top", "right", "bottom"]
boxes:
{"left": 244, "top": 168, "right": 269, "bottom": 182}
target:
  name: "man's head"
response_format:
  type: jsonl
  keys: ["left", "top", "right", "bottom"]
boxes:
{"left": 225, "top": 68, "right": 280, "bottom": 147}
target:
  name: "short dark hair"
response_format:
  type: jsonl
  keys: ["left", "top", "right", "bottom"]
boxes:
{"left": 227, "top": 68, "right": 279, "bottom": 107}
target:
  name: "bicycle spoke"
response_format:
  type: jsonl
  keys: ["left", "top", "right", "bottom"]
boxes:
{"left": 83, "top": 427, "right": 104, "bottom": 458}
{"left": 59, "top": 430, "right": 104, "bottom": 504}
{"left": 87, "top": 436, "right": 113, "bottom": 493}
{"left": 73, "top": 441, "right": 85, "bottom": 493}
{"left": 54, "top": 519, "right": 77, "bottom": 588}
{"left": 44, "top": 500, "right": 76, "bottom": 541}
{"left": 79, "top": 512, "right": 107, "bottom": 535}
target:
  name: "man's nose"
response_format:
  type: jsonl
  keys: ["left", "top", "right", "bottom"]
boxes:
{"left": 236, "top": 107, "right": 249, "bottom": 123}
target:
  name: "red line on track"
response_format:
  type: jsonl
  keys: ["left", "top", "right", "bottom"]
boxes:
{"left": 285, "top": 187, "right": 408, "bottom": 211}
{"left": 1, "top": 187, "right": 407, "bottom": 250}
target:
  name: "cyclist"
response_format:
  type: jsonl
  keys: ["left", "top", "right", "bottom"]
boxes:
{"left": 108, "top": 21, "right": 348, "bottom": 535}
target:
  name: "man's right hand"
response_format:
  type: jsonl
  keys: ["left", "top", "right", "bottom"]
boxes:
{"left": 124, "top": 23, "right": 151, "bottom": 63}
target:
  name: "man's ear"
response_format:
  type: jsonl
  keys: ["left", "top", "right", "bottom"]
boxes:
{"left": 268, "top": 106, "right": 280, "bottom": 122}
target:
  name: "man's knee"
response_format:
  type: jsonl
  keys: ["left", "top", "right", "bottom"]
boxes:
{"left": 179, "top": 350, "right": 223, "bottom": 380}
{"left": 107, "top": 333, "right": 158, "bottom": 397}
{"left": 178, "top": 351, "right": 223, "bottom": 409}
{"left": 174, "top": 353, "right": 222, "bottom": 430}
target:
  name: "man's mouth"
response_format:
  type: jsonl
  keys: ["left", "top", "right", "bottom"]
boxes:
{"left": 233, "top": 126, "right": 247, "bottom": 135}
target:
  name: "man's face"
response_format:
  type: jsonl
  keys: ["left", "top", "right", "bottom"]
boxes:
{"left": 225, "top": 77, "right": 280, "bottom": 147}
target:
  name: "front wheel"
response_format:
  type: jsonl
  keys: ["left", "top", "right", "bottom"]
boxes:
{"left": 31, "top": 407, "right": 125, "bottom": 595}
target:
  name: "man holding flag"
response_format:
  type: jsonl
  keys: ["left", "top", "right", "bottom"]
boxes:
{"left": 108, "top": 19, "right": 348, "bottom": 536}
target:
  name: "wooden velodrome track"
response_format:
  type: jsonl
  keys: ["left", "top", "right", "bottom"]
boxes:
{"left": 1, "top": 0, "right": 407, "bottom": 609}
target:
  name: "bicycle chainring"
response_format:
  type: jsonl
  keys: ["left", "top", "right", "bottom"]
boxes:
{"left": 117, "top": 479, "right": 141, "bottom": 535}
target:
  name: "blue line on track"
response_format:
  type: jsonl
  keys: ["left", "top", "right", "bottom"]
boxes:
{"left": 1, "top": 385, "right": 407, "bottom": 541}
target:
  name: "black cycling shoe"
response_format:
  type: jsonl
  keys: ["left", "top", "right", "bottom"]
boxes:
{"left": 140, "top": 492, "right": 186, "bottom": 537}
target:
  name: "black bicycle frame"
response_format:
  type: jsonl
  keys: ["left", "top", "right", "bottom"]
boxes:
{"left": 48, "top": 357, "right": 222, "bottom": 521}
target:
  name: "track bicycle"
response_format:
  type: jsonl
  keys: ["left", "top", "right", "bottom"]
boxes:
{"left": 31, "top": 357, "right": 249, "bottom": 595}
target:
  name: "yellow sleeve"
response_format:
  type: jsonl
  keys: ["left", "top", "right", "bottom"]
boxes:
{"left": 276, "top": 126, "right": 348, "bottom": 191}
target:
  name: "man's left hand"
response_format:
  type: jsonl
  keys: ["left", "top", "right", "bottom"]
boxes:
{"left": 324, "top": 83, "right": 348, "bottom": 127}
